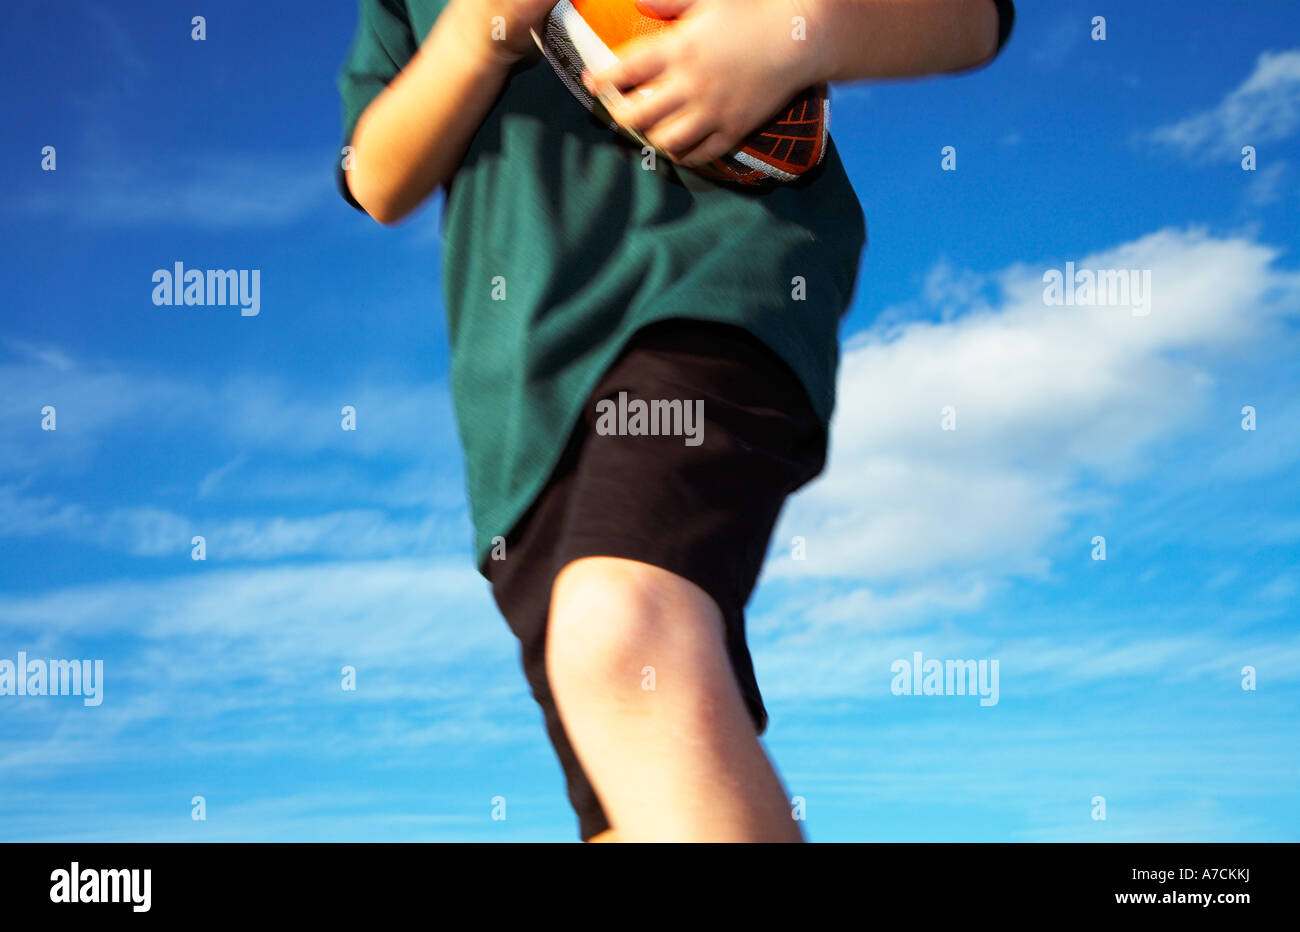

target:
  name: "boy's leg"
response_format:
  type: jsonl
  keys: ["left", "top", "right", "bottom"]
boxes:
{"left": 547, "top": 555, "right": 802, "bottom": 842}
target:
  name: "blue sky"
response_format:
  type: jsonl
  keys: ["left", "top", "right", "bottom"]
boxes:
{"left": 1, "top": 0, "right": 1298, "bottom": 841}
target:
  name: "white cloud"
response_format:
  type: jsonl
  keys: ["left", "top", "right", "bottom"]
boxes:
{"left": 749, "top": 615, "right": 1300, "bottom": 705}
{"left": 771, "top": 227, "right": 1297, "bottom": 584}
{"left": 0, "top": 345, "right": 470, "bottom": 558}
{"left": 0, "top": 557, "right": 499, "bottom": 654}
{"left": 0, "top": 347, "right": 189, "bottom": 474}
{"left": 1149, "top": 49, "right": 1300, "bottom": 161}
{"left": 0, "top": 558, "right": 522, "bottom": 774}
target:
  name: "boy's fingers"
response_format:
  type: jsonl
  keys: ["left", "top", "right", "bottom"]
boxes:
{"left": 634, "top": 0, "right": 696, "bottom": 17}
{"left": 677, "top": 131, "right": 733, "bottom": 168}
{"left": 587, "top": 39, "right": 668, "bottom": 92}
{"left": 649, "top": 111, "right": 714, "bottom": 163}
{"left": 614, "top": 82, "right": 688, "bottom": 136}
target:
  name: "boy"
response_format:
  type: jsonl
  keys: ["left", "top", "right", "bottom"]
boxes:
{"left": 338, "top": 0, "right": 1015, "bottom": 842}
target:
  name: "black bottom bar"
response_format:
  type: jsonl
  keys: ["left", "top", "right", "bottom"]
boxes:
{"left": 1, "top": 842, "right": 1282, "bottom": 917}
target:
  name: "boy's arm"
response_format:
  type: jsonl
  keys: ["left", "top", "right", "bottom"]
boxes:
{"left": 590, "top": 0, "right": 1012, "bottom": 169}
{"left": 800, "top": 0, "right": 1007, "bottom": 81}
{"left": 345, "top": 0, "right": 556, "bottom": 224}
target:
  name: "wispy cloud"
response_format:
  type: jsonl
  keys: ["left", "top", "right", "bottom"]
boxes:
{"left": 1029, "top": 16, "right": 1083, "bottom": 69}
{"left": 0, "top": 336, "right": 464, "bottom": 478}
{"left": 11, "top": 152, "right": 335, "bottom": 230}
{"left": 1148, "top": 49, "right": 1300, "bottom": 161}
{"left": 1245, "top": 160, "right": 1289, "bottom": 206}
{"left": 0, "top": 558, "right": 520, "bottom": 770}
{"left": 777, "top": 716, "right": 1296, "bottom": 841}
{"left": 83, "top": 2, "right": 150, "bottom": 89}
{"left": 0, "top": 345, "right": 469, "bottom": 557}
{"left": 0, "top": 484, "right": 468, "bottom": 560}
{"left": 749, "top": 613, "right": 1300, "bottom": 705}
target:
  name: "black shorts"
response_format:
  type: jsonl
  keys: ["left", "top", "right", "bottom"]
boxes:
{"left": 484, "top": 318, "right": 828, "bottom": 840}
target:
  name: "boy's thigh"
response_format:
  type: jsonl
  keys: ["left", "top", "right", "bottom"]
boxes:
{"left": 484, "top": 319, "right": 827, "bottom": 837}
{"left": 545, "top": 555, "right": 730, "bottom": 686}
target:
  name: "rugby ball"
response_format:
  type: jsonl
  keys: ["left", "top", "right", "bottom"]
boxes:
{"left": 531, "top": 0, "right": 830, "bottom": 186}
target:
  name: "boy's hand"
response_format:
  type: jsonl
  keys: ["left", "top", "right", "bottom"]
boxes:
{"left": 582, "top": 0, "right": 821, "bottom": 168}
{"left": 451, "top": 0, "right": 558, "bottom": 66}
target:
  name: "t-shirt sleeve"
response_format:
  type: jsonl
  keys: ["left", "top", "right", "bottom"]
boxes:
{"left": 991, "top": 0, "right": 1015, "bottom": 56}
{"left": 336, "top": 0, "right": 419, "bottom": 211}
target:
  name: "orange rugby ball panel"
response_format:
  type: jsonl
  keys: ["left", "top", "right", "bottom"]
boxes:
{"left": 572, "top": 0, "right": 664, "bottom": 50}
{"left": 531, "top": 0, "right": 830, "bottom": 186}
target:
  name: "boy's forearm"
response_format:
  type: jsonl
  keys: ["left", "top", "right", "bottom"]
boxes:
{"left": 798, "top": 0, "right": 1002, "bottom": 84}
{"left": 346, "top": 1, "right": 512, "bottom": 224}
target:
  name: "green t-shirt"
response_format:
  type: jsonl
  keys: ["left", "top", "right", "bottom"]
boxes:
{"left": 337, "top": 0, "right": 867, "bottom": 569}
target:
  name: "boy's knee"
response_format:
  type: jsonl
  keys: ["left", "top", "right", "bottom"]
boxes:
{"left": 546, "top": 557, "right": 723, "bottom": 698}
